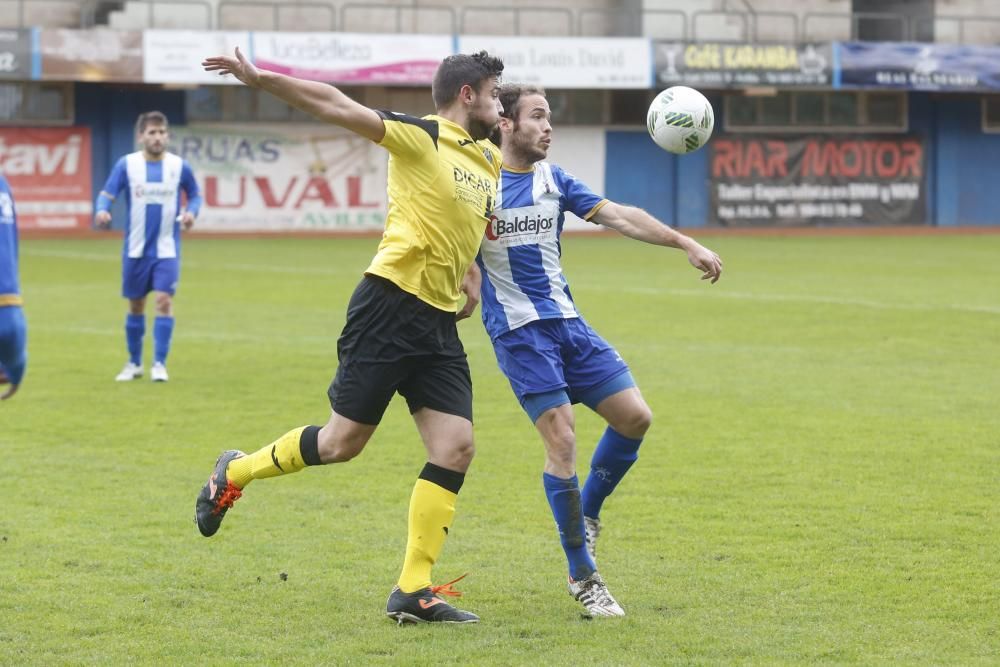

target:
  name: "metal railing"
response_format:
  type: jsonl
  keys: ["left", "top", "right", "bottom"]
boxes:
{"left": 339, "top": 3, "right": 456, "bottom": 34}
{"left": 1, "top": 0, "right": 998, "bottom": 45}
{"left": 85, "top": 0, "right": 213, "bottom": 29}
{"left": 458, "top": 6, "right": 573, "bottom": 37}
{"left": 217, "top": 0, "right": 335, "bottom": 31}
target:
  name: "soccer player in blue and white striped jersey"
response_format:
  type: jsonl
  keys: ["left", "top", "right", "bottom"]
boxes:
{"left": 478, "top": 84, "right": 723, "bottom": 618}
{"left": 0, "top": 173, "right": 26, "bottom": 400}
{"left": 95, "top": 111, "right": 202, "bottom": 383}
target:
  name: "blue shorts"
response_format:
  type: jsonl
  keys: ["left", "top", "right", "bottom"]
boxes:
{"left": 0, "top": 305, "right": 27, "bottom": 386}
{"left": 492, "top": 317, "right": 634, "bottom": 422}
{"left": 122, "top": 257, "right": 179, "bottom": 299}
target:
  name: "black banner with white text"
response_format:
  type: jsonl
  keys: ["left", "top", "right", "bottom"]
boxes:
{"left": 709, "top": 135, "right": 927, "bottom": 226}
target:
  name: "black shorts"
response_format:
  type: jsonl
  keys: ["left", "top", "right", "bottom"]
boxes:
{"left": 328, "top": 274, "right": 473, "bottom": 425}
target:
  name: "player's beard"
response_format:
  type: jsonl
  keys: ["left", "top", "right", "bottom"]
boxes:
{"left": 511, "top": 126, "right": 548, "bottom": 164}
{"left": 468, "top": 116, "right": 497, "bottom": 141}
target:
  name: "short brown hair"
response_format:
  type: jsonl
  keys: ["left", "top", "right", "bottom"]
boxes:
{"left": 498, "top": 84, "right": 546, "bottom": 122}
{"left": 135, "top": 111, "right": 168, "bottom": 135}
{"left": 431, "top": 51, "right": 504, "bottom": 110}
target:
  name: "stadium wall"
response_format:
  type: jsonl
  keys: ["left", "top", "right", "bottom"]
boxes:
{"left": 931, "top": 95, "right": 1000, "bottom": 227}
{"left": 63, "top": 84, "right": 1000, "bottom": 232}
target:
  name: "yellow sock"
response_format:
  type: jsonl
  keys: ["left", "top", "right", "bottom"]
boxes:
{"left": 226, "top": 426, "right": 316, "bottom": 488}
{"left": 397, "top": 479, "right": 458, "bottom": 593}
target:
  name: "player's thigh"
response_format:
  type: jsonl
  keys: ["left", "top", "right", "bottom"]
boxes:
{"left": 397, "top": 302, "right": 473, "bottom": 421}
{"left": 327, "top": 275, "right": 416, "bottom": 425}
{"left": 121, "top": 258, "right": 154, "bottom": 299}
{"left": 151, "top": 259, "right": 179, "bottom": 296}
{"left": 492, "top": 320, "right": 569, "bottom": 411}
{"left": 562, "top": 317, "right": 631, "bottom": 402}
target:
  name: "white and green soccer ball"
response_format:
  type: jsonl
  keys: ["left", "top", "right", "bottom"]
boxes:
{"left": 646, "top": 86, "right": 715, "bottom": 155}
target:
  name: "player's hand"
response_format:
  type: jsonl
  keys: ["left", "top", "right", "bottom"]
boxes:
{"left": 456, "top": 263, "right": 482, "bottom": 321}
{"left": 202, "top": 46, "right": 261, "bottom": 88}
{"left": 95, "top": 210, "right": 112, "bottom": 229}
{"left": 178, "top": 210, "right": 196, "bottom": 230}
{"left": 687, "top": 243, "right": 723, "bottom": 284}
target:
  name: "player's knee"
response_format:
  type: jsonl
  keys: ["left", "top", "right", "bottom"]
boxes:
{"left": 155, "top": 292, "right": 172, "bottom": 314}
{"left": 614, "top": 404, "right": 652, "bottom": 439}
{"left": 631, "top": 404, "right": 653, "bottom": 436}
{"left": 325, "top": 441, "right": 364, "bottom": 463}
{"left": 450, "top": 439, "right": 475, "bottom": 468}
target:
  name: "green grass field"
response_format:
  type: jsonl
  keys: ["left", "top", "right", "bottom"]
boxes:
{"left": 2, "top": 233, "right": 998, "bottom": 665}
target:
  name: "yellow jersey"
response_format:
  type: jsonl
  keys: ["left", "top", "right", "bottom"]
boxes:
{"left": 366, "top": 112, "right": 501, "bottom": 312}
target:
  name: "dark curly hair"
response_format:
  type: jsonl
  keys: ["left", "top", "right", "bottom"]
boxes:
{"left": 432, "top": 51, "right": 504, "bottom": 110}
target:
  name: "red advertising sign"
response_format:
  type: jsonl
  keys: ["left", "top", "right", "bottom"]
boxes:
{"left": 0, "top": 127, "right": 93, "bottom": 229}
{"left": 709, "top": 135, "right": 926, "bottom": 226}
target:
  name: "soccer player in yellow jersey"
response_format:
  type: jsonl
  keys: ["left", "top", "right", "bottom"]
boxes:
{"left": 195, "top": 47, "right": 503, "bottom": 624}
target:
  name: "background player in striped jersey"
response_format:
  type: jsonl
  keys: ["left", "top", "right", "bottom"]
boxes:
{"left": 479, "top": 84, "right": 723, "bottom": 617}
{"left": 0, "top": 174, "right": 26, "bottom": 400}
{"left": 95, "top": 111, "right": 202, "bottom": 383}
{"left": 195, "top": 47, "right": 504, "bottom": 624}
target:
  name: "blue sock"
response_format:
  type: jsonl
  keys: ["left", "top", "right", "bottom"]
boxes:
{"left": 543, "top": 473, "right": 596, "bottom": 581}
{"left": 125, "top": 314, "right": 145, "bottom": 365}
{"left": 153, "top": 316, "right": 174, "bottom": 364}
{"left": 581, "top": 427, "right": 643, "bottom": 520}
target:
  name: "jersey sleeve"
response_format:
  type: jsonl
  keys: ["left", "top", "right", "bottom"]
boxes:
{"left": 375, "top": 111, "right": 439, "bottom": 160}
{"left": 552, "top": 165, "right": 608, "bottom": 223}
{"left": 180, "top": 160, "right": 202, "bottom": 216}
{"left": 96, "top": 157, "right": 128, "bottom": 211}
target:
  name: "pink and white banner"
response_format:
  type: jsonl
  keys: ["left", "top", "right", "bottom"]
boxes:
{"left": 251, "top": 32, "right": 452, "bottom": 85}
{"left": 171, "top": 124, "right": 388, "bottom": 232}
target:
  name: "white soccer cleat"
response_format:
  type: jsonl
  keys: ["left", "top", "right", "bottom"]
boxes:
{"left": 115, "top": 362, "right": 143, "bottom": 382}
{"left": 568, "top": 572, "right": 625, "bottom": 618}
{"left": 151, "top": 362, "right": 169, "bottom": 383}
{"left": 584, "top": 516, "right": 601, "bottom": 563}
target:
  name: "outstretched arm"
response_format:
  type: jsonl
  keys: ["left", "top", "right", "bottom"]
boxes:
{"left": 591, "top": 201, "right": 723, "bottom": 283}
{"left": 202, "top": 47, "right": 386, "bottom": 143}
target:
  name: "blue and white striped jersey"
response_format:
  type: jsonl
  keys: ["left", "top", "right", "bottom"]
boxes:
{"left": 477, "top": 162, "right": 608, "bottom": 340}
{"left": 0, "top": 174, "right": 19, "bottom": 299}
{"left": 98, "top": 152, "right": 201, "bottom": 259}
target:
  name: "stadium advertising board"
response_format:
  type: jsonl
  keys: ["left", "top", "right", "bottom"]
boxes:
{"left": 838, "top": 42, "right": 1000, "bottom": 92}
{"left": 143, "top": 30, "right": 249, "bottom": 84}
{"left": 654, "top": 42, "right": 832, "bottom": 87}
{"left": 251, "top": 32, "right": 451, "bottom": 85}
{"left": 40, "top": 29, "right": 142, "bottom": 81}
{"left": 458, "top": 36, "right": 650, "bottom": 89}
{"left": 0, "top": 127, "right": 92, "bottom": 229}
{"left": 709, "top": 135, "right": 926, "bottom": 226}
{"left": 171, "top": 125, "right": 387, "bottom": 232}
{"left": 0, "top": 29, "right": 35, "bottom": 80}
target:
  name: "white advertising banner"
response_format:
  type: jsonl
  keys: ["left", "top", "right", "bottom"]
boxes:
{"left": 458, "top": 36, "right": 651, "bottom": 89}
{"left": 546, "top": 126, "right": 608, "bottom": 232}
{"left": 171, "top": 124, "right": 388, "bottom": 232}
{"left": 143, "top": 30, "right": 250, "bottom": 84}
{"left": 251, "top": 32, "right": 452, "bottom": 85}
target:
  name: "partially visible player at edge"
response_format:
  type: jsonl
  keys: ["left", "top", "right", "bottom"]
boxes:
{"left": 195, "top": 47, "right": 503, "bottom": 625}
{"left": 0, "top": 174, "right": 27, "bottom": 400}
{"left": 95, "top": 111, "right": 201, "bottom": 383}
{"left": 479, "top": 84, "right": 722, "bottom": 617}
